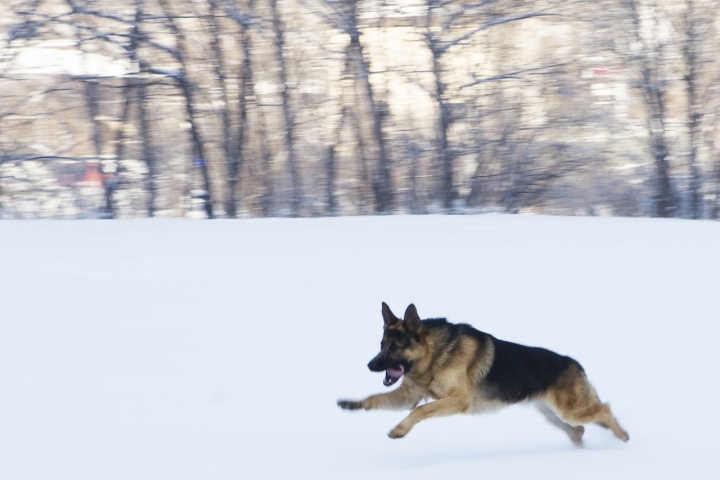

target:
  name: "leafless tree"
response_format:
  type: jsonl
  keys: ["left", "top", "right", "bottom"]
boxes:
{"left": 308, "top": 0, "right": 392, "bottom": 213}
{"left": 621, "top": 0, "right": 676, "bottom": 217}
{"left": 422, "top": 0, "right": 562, "bottom": 210}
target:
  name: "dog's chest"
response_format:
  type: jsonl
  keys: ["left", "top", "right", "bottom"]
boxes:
{"left": 424, "top": 376, "right": 460, "bottom": 400}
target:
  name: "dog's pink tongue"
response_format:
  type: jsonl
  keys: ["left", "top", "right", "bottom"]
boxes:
{"left": 387, "top": 365, "right": 404, "bottom": 379}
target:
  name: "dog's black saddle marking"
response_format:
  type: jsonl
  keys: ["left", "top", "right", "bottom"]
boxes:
{"left": 484, "top": 338, "right": 578, "bottom": 403}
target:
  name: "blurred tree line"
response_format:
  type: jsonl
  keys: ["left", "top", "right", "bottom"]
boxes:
{"left": 1, "top": 0, "right": 719, "bottom": 219}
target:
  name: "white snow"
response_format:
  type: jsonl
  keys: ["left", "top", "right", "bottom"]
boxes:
{"left": 1, "top": 214, "right": 718, "bottom": 479}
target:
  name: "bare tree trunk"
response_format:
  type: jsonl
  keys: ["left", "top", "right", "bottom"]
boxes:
{"left": 180, "top": 78, "right": 214, "bottom": 219}
{"left": 158, "top": 0, "right": 214, "bottom": 218}
{"left": 326, "top": 143, "right": 336, "bottom": 215}
{"left": 208, "top": 0, "right": 236, "bottom": 217}
{"left": 269, "top": 0, "right": 300, "bottom": 216}
{"left": 125, "top": 0, "right": 157, "bottom": 217}
{"left": 257, "top": 106, "right": 273, "bottom": 216}
{"left": 225, "top": 0, "right": 258, "bottom": 216}
{"left": 80, "top": 78, "right": 114, "bottom": 218}
{"left": 348, "top": 28, "right": 391, "bottom": 212}
{"left": 714, "top": 157, "right": 720, "bottom": 219}
{"left": 625, "top": 0, "right": 675, "bottom": 218}
{"left": 82, "top": 79, "right": 102, "bottom": 157}
{"left": 426, "top": 34, "right": 454, "bottom": 211}
{"left": 70, "top": 1, "right": 115, "bottom": 219}
{"left": 339, "top": 42, "right": 372, "bottom": 211}
{"left": 111, "top": 79, "right": 134, "bottom": 215}
{"left": 136, "top": 82, "right": 156, "bottom": 217}
{"left": 684, "top": 0, "right": 702, "bottom": 219}
{"left": 313, "top": 0, "right": 392, "bottom": 213}
{"left": 233, "top": 11, "right": 252, "bottom": 217}
{"left": 650, "top": 123, "right": 673, "bottom": 218}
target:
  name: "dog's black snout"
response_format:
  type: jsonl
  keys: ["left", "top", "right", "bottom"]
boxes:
{"left": 367, "top": 351, "right": 386, "bottom": 372}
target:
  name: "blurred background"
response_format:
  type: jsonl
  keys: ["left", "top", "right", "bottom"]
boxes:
{"left": 0, "top": 0, "right": 718, "bottom": 219}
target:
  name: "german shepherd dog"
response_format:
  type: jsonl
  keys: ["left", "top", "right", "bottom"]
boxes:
{"left": 337, "top": 303, "right": 629, "bottom": 446}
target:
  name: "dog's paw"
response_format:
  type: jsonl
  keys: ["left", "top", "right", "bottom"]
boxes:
{"left": 569, "top": 426, "right": 585, "bottom": 447}
{"left": 337, "top": 399, "right": 363, "bottom": 411}
{"left": 388, "top": 425, "right": 408, "bottom": 439}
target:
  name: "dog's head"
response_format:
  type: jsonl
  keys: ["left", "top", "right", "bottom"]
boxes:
{"left": 367, "top": 302, "right": 425, "bottom": 387}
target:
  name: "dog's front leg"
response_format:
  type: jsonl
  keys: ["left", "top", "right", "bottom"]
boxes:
{"left": 338, "top": 383, "right": 423, "bottom": 411}
{"left": 388, "top": 393, "right": 469, "bottom": 439}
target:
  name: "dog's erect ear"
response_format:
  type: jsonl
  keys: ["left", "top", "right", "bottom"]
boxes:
{"left": 382, "top": 302, "right": 400, "bottom": 326}
{"left": 403, "top": 304, "right": 422, "bottom": 333}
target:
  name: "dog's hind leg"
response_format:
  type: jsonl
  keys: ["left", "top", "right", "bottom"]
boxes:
{"left": 590, "top": 404, "right": 628, "bottom": 442}
{"left": 557, "top": 401, "right": 628, "bottom": 443}
{"left": 546, "top": 364, "right": 629, "bottom": 443}
{"left": 536, "top": 402, "right": 584, "bottom": 446}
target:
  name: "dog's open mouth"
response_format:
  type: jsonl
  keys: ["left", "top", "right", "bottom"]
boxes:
{"left": 383, "top": 364, "right": 405, "bottom": 386}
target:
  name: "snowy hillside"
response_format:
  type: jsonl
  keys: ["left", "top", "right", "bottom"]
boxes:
{"left": 1, "top": 215, "right": 719, "bottom": 479}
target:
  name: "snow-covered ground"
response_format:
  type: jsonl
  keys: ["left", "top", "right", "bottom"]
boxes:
{"left": 1, "top": 215, "right": 718, "bottom": 479}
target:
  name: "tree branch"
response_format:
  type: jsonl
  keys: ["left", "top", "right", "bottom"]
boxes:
{"left": 460, "top": 60, "right": 575, "bottom": 88}
{"left": 436, "top": 12, "right": 561, "bottom": 57}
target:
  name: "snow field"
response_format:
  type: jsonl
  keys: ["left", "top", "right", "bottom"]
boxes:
{"left": 1, "top": 214, "right": 719, "bottom": 479}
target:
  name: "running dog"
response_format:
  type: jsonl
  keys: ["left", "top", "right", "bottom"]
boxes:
{"left": 337, "top": 302, "right": 629, "bottom": 445}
